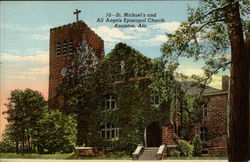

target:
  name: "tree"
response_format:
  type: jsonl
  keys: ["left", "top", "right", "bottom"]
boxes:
{"left": 35, "top": 109, "right": 76, "bottom": 153}
{"left": 192, "top": 135, "right": 203, "bottom": 156}
{"left": 161, "top": 0, "right": 249, "bottom": 161}
{"left": 4, "top": 89, "right": 46, "bottom": 153}
{"left": 4, "top": 89, "right": 77, "bottom": 154}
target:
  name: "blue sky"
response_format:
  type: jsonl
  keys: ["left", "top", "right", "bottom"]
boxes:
{"left": 1, "top": 1, "right": 197, "bottom": 56}
{"left": 0, "top": 1, "right": 232, "bottom": 137}
{"left": 0, "top": 1, "right": 229, "bottom": 108}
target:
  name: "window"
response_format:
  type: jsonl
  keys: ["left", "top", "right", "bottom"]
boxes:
{"left": 100, "top": 123, "right": 119, "bottom": 139}
{"left": 120, "top": 60, "right": 125, "bottom": 74}
{"left": 202, "top": 107, "right": 208, "bottom": 117}
{"left": 92, "top": 55, "right": 98, "bottom": 66}
{"left": 151, "top": 93, "right": 160, "bottom": 105}
{"left": 200, "top": 127, "right": 208, "bottom": 141}
{"left": 56, "top": 42, "right": 61, "bottom": 55}
{"left": 63, "top": 41, "right": 67, "bottom": 54}
{"left": 104, "top": 94, "right": 116, "bottom": 109}
{"left": 151, "top": 90, "right": 160, "bottom": 105}
{"left": 69, "top": 40, "right": 74, "bottom": 53}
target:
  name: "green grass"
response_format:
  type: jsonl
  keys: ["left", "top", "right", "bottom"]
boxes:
{"left": 0, "top": 153, "right": 75, "bottom": 159}
{"left": 166, "top": 156, "right": 228, "bottom": 160}
{"left": 0, "top": 153, "right": 227, "bottom": 160}
{"left": 0, "top": 152, "right": 131, "bottom": 160}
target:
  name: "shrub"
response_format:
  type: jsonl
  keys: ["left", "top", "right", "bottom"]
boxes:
{"left": 0, "top": 139, "right": 15, "bottom": 153}
{"left": 192, "top": 135, "right": 202, "bottom": 156}
{"left": 105, "top": 151, "right": 129, "bottom": 159}
{"left": 177, "top": 139, "right": 194, "bottom": 157}
{"left": 170, "top": 150, "right": 180, "bottom": 157}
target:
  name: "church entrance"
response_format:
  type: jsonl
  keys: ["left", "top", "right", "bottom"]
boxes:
{"left": 146, "top": 122, "right": 162, "bottom": 147}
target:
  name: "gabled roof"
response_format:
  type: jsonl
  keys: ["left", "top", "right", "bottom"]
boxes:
{"left": 180, "top": 81, "right": 220, "bottom": 96}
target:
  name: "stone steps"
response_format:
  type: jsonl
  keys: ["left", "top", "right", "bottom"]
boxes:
{"left": 139, "top": 147, "right": 158, "bottom": 160}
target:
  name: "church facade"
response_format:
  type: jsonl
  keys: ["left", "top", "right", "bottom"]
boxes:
{"left": 48, "top": 20, "right": 233, "bottom": 156}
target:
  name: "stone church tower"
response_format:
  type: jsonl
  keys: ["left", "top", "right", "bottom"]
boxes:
{"left": 49, "top": 20, "right": 104, "bottom": 111}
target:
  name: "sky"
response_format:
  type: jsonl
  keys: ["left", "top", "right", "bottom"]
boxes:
{"left": 0, "top": 1, "right": 229, "bottom": 138}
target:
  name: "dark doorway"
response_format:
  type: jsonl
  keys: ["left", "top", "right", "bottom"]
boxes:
{"left": 146, "top": 122, "right": 162, "bottom": 147}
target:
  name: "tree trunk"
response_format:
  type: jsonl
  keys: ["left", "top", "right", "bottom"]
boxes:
{"left": 27, "top": 135, "right": 30, "bottom": 153}
{"left": 227, "top": 1, "right": 249, "bottom": 162}
{"left": 22, "top": 130, "right": 25, "bottom": 154}
{"left": 246, "top": 25, "right": 250, "bottom": 160}
{"left": 15, "top": 140, "right": 19, "bottom": 154}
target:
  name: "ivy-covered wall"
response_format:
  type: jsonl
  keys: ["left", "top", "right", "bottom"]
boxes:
{"left": 66, "top": 43, "right": 181, "bottom": 152}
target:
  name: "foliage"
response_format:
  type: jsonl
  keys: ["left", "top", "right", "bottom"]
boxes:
{"left": 105, "top": 151, "right": 130, "bottom": 159}
{"left": 161, "top": 0, "right": 249, "bottom": 83}
{"left": 64, "top": 42, "right": 182, "bottom": 152}
{"left": 35, "top": 109, "right": 77, "bottom": 153}
{"left": 161, "top": 1, "right": 250, "bottom": 161}
{"left": 4, "top": 88, "right": 76, "bottom": 154}
{"left": 57, "top": 35, "right": 102, "bottom": 114}
{"left": 170, "top": 150, "right": 181, "bottom": 157}
{"left": 192, "top": 135, "right": 203, "bottom": 156}
{"left": 4, "top": 88, "right": 46, "bottom": 153}
{"left": 177, "top": 139, "right": 194, "bottom": 157}
{"left": 0, "top": 139, "right": 15, "bottom": 153}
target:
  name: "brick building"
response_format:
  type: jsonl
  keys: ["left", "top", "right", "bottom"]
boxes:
{"left": 49, "top": 20, "right": 104, "bottom": 111}
{"left": 48, "top": 20, "right": 249, "bottom": 157}
{"left": 185, "top": 76, "right": 229, "bottom": 156}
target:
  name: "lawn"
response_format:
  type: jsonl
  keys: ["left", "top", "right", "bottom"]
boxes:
{"left": 0, "top": 153, "right": 228, "bottom": 160}
{"left": 0, "top": 152, "right": 131, "bottom": 160}
{"left": 0, "top": 153, "right": 75, "bottom": 159}
{"left": 166, "top": 156, "right": 228, "bottom": 160}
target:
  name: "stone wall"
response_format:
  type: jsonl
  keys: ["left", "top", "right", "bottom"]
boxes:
{"left": 49, "top": 21, "right": 104, "bottom": 111}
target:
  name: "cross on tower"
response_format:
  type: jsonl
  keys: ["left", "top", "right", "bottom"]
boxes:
{"left": 74, "top": 9, "right": 81, "bottom": 22}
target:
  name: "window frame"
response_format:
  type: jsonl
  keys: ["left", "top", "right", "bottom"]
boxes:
{"left": 151, "top": 90, "right": 160, "bottom": 106}
{"left": 99, "top": 123, "right": 119, "bottom": 139}
{"left": 200, "top": 127, "right": 208, "bottom": 141}
{"left": 104, "top": 94, "right": 117, "bottom": 109}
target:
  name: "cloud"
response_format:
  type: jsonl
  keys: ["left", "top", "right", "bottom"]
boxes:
{"left": 177, "top": 67, "right": 223, "bottom": 89}
{"left": 39, "top": 25, "right": 52, "bottom": 31}
{"left": 150, "top": 21, "right": 181, "bottom": 33}
{"left": 9, "top": 75, "right": 36, "bottom": 80}
{"left": 214, "top": 53, "right": 231, "bottom": 60}
{"left": 92, "top": 26, "right": 136, "bottom": 42}
{"left": 1, "top": 51, "right": 49, "bottom": 64}
{"left": 1, "top": 23, "right": 29, "bottom": 32}
{"left": 138, "top": 35, "right": 167, "bottom": 46}
{"left": 1, "top": 23, "right": 52, "bottom": 32}
{"left": 21, "top": 66, "right": 49, "bottom": 75}
{"left": 177, "top": 68, "right": 204, "bottom": 76}
{"left": 23, "top": 33, "right": 49, "bottom": 40}
{"left": 208, "top": 75, "right": 222, "bottom": 89}
{"left": 141, "top": 35, "right": 167, "bottom": 43}
{"left": 125, "top": 27, "right": 148, "bottom": 33}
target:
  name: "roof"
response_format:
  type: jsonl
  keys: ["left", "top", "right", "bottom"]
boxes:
{"left": 202, "top": 91, "right": 228, "bottom": 96}
{"left": 180, "top": 81, "right": 221, "bottom": 96}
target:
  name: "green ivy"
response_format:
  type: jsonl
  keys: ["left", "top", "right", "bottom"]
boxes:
{"left": 61, "top": 43, "right": 183, "bottom": 152}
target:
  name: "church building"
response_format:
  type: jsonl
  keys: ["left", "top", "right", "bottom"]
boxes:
{"left": 48, "top": 14, "right": 239, "bottom": 158}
